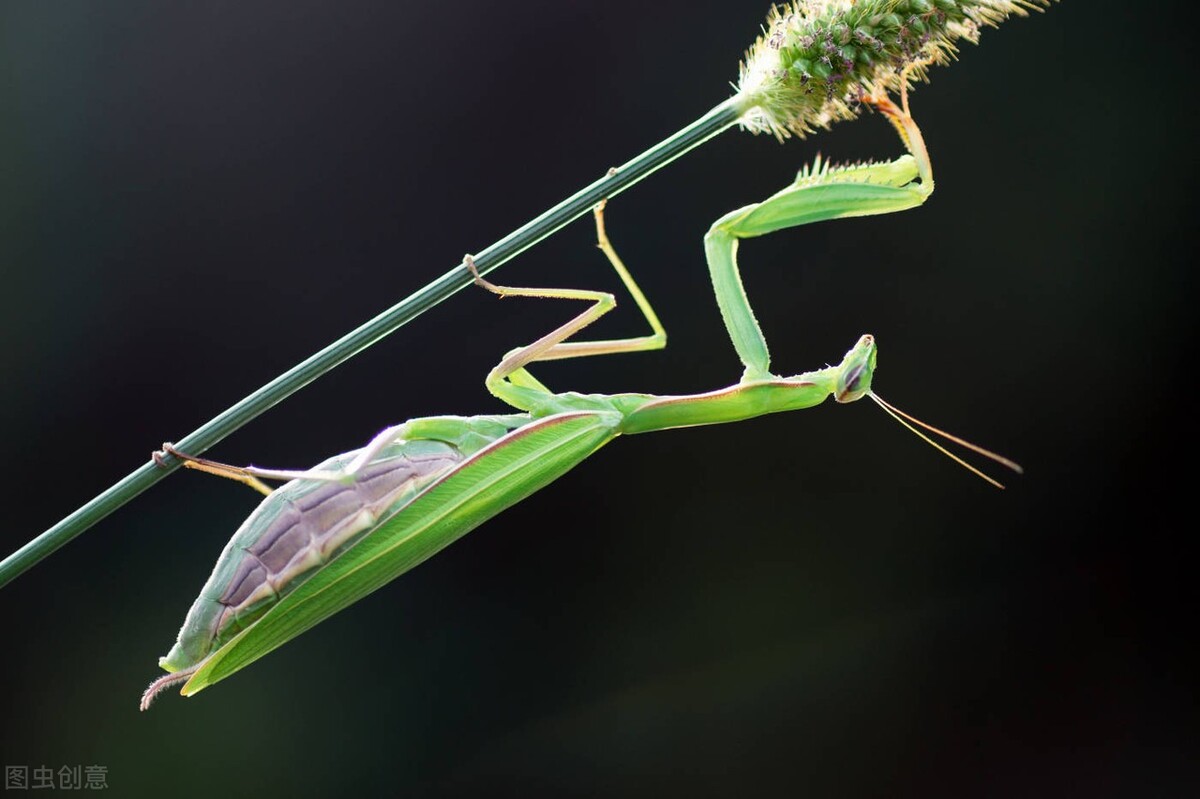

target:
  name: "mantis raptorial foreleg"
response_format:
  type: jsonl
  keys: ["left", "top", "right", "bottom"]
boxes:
{"left": 705, "top": 91, "right": 933, "bottom": 380}
{"left": 465, "top": 200, "right": 667, "bottom": 411}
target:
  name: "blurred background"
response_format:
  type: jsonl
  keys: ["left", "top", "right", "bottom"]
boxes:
{"left": 1, "top": 1, "right": 1195, "bottom": 795}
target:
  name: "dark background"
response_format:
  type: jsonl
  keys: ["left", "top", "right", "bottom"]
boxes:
{"left": 1, "top": 2, "right": 1195, "bottom": 796}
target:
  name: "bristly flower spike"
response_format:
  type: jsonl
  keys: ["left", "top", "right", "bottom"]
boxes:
{"left": 733, "top": 0, "right": 1054, "bottom": 140}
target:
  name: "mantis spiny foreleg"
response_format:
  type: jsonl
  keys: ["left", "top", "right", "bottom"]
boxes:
{"left": 705, "top": 90, "right": 933, "bottom": 380}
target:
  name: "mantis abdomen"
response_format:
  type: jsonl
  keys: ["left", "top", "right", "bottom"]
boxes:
{"left": 160, "top": 440, "right": 465, "bottom": 673}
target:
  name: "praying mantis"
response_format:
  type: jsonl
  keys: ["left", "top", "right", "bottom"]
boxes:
{"left": 141, "top": 86, "right": 1021, "bottom": 710}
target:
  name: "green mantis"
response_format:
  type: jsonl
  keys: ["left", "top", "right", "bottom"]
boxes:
{"left": 141, "top": 87, "right": 1020, "bottom": 709}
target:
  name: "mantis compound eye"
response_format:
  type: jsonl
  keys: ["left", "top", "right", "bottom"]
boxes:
{"left": 834, "top": 334, "right": 876, "bottom": 403}
{"left": 845, "top": 365, "right": 865, "bottom": 392}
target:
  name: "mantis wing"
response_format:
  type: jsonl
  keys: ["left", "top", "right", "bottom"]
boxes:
{"left": 182, "top": 411, "right": 618, "bottom": 695}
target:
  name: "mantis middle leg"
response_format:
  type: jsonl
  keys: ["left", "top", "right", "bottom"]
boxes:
{"left": 466, "top": 200, "right": 667, "bottom": 412}
{"left": 156, "top": 202, "right": 662, "bottom": 485}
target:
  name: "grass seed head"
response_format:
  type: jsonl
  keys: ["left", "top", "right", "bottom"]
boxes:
{"left": 735, "top": 0, "right": 1053, "bottom": 139}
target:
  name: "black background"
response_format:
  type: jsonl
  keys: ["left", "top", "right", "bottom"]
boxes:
{"left": 1, "top": 2, "right": 1196, "bottom": 796}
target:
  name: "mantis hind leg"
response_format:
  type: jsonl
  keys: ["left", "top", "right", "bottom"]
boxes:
{"left": 704, "top": 90, "right": 934, "bottom": 381}
{"left": 153, "top": 423, "right": 411, "bottom": 488}
{"left": 466, "top": 200, "right": 667, "bottom": 411}
{"left": 153, "top": 413, "right": 509, "bottom": 489}
{"left": 153, "top": 444, "right": 276, "bottom": 496}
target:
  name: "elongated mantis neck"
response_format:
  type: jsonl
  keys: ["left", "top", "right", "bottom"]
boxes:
{"left": 0, "top": 97, "right": 749, "bottom": 591}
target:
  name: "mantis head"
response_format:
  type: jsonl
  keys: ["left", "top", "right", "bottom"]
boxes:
{"left": 830, "top": 334, "right": 1023, "bottom": 488}
{"left": 836, "top": 334, "right": 1025, "bottom": 489}
{"left": 834, "top": 334, "right": 877, "bottom": 404}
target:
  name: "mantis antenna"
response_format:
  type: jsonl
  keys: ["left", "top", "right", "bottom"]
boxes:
{"left": 868, "top": 392, "right": 1024, "bottom": 489}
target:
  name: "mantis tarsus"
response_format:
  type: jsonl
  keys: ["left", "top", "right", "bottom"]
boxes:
{"left": 141, "top": 87, "right": 1021, "bottom": 710}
